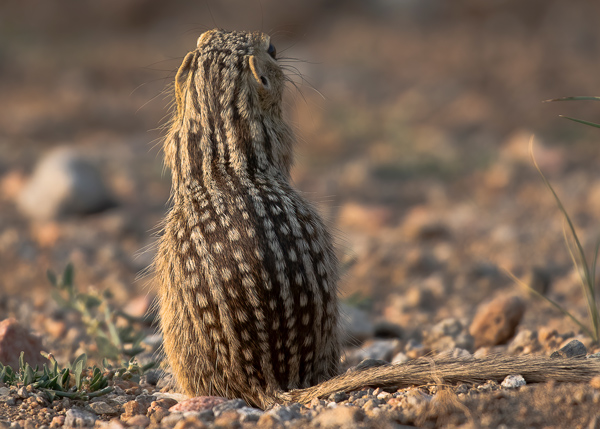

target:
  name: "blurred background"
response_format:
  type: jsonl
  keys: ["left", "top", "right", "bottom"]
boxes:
{"left": 1, "top": 0, "right": 600, "bottom": 351}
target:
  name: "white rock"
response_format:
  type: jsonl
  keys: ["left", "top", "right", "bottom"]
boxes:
{"left": 501, "top": 374, "right": 526, "bottom": 389}
{"left": 17, "top": 147, "right": 112, "bottom": 220}
{"left": 64, "top": 408, "right": 97, "bottom": 427}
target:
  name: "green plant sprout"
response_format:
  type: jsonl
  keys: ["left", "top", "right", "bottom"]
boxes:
{"left": 46, "top": 263, "right": 151, "bottom": 363}
{"left": 0, "top": 352, "right": 112, "bottom": 402}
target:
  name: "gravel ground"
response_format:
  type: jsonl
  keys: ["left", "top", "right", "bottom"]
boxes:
{"left": 2, "top": 1, "right": 600, "bottom": 427}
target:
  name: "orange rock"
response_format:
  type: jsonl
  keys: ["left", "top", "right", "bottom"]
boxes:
{"left": 0, "top": 318, "right": 45, "bottom": 369}
{"left": 469, "top": 296, "right": 526, "bottom": 349}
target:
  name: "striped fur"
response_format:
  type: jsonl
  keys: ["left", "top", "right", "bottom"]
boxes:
{"left": 155, "top": 29, "right": 339, "bottom": 409}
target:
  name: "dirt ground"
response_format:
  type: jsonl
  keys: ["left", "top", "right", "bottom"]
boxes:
{"left": 1, "top": 1, "right": 600, "bottom": 427}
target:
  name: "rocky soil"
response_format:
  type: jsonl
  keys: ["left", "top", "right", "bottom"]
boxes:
{"left": 2, "top": 0, "right": 600, "bottom": 427}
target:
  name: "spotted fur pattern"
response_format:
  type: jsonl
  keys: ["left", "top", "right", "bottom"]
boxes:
{"left": 155, "top": 29, "right": 339, "bottom": 409}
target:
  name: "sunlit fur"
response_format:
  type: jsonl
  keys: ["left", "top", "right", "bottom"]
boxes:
{"left": 155, "top": 29, "right": 339, "bottom": 409}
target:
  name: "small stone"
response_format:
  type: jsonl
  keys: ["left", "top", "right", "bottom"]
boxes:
{"left": 538, "top": 327, "right": 558, "bottom": 343}
{"left": 174, "top": 417, "right": 208, "bottom": 429}
{"left": 148, "top": 402, "right": 171, "bottom": 423}
{"left": 169, "top": 396, "right": 227, "bottom": 413}
{"left": 391, "top": 352, "right": 409, "bottom": 364}
{"left": 0, "top": 318, "right": 45, "bottom": 369}
{"left": 550, "top": 339, "right": 587, "bottom": 358}
{"left": 64, "top": 408, "right": 97, "bottom": 428}
{"left": 160, "top": 413, "right": 184, "bottom": 426}
{"left": 405, "top": 390, "right": 432, "bottom": 408}
{"left": 469, "top": 295, "right": 526, "bottom": 348}
{"left": 312, "top": 406, "right": 365, "bottom": 428}
{"left": 49, "top": 416, "right": 65, "bottom": 429}
{"left": 348, "top": 358, "right": 390, "bottom": 373}
{"left": 0, "top": 395, "right": 15, "bottom": 406}
{"left": 436, "top": 348, "right": 472, "bottom": 359}
{"left": 590, "top": 376, "right": 600, "bottom": 389}
{"left": 348, "top": 339, "right": 401, "bottom": 363}
{"left": 237, "top": 406, "right": 263, "bottom": 422}
{"left": 213, "top": 399, "right": 246, "bottom": 417}
{"left": 377, "top": 391, "right": 391, "bottom": 400}
{"left": 501, "top": 374, "right": 526, "bottom": 389}
{"left": 124, "top": 415, "right": 150, "bottom": 427}
{"left": 88, "top": 401, "right": 118, "bottom": 415}
{"left": 214, "top": 410, "right": 241, "bottom": 427}
{"left": 140, "top": 369, "right": 163, "bottom": 386}
{"left": 405, "top": 339, "right": 427, "bottom": 359}
{"left": 16, "top": 387, "right": 29, "bottom": 399}
{"left": 339, "top": 302, "right": 374, "bottom": 345}
{"left": 363, "top": 399, "right": 378, "bottom": 411}
{"left": 329, "top": 392, "right": 348, "bottom": 403}
{"left": 101, "top": 419, "right": 126, "bottom": 429}
{"left": 430, "top": 318, "right": 464, "bottom": 339}
{"left": 256, "top": 414, "right": 281, "bottom": 428}
{"left": 337, "top": 202, "right": 393, "bottom": 233}
{"left": 123, "top": 400, "right": 145, "bottom": 418}
{"left": 17, "top": 147, "right": 113, "bottom": 220}
{"left": 154, "top": 398, "right": 178, "bottom": 409}
{"left": 123, "top": 295, "right": 154, "bottom": 318}
{"left": 455, "top": 384, "right": 469, "bottom": 394}
{"left": 266, "top": 404, "right": 302, "bottom": 422}
{"left": 135, "top": 394, "right": 157, "bottom": 408}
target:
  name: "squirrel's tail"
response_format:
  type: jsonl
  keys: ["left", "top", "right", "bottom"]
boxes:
{"left": 280, "top": 355, "right": 600, "bottom": 404}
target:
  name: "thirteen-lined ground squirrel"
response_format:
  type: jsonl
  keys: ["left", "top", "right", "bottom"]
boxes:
{"left": 155, "top": 29, "right": 339, "bottom": 409}
{"left": 156, "top": 29, "right": 600, "bottom": 409}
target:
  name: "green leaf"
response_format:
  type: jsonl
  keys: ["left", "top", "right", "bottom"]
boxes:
{"left": 74, "top": 360, "right": 84, "bottom": 390}
{"left": 70, "top": 353, "right": 88, "bottom": 372}
{"left": 62, "top": 263, "right": 75, "bottom": 294}
{"left": 87, "top": 386, "right": 113, "bottom": 398}
{"left": 19, "top": 352, "right": 25, "bottom": 372}
{"left": 23, "top": 364, "right": 34, "bottom": 386}
{"left": 60, "top": 369, "right": 70, "bottom": 389}
{"left": 46, "top": 270, "right": 58, "bottom": 287}
{"left": 45, "top": 390, "right": 56, "bottom": 402}
{"left": 80, "top": 294, "right": 102, "bottom": 309}
{"left": 559, "top": 115, "right": 600, "bottom": 129}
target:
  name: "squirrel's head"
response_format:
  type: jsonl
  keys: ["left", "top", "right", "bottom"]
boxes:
{"left": 175, "top": 29, "right": 284, "bottom": 118}
{"left": 165, "top": 29, "right": 293, "bottom": 184}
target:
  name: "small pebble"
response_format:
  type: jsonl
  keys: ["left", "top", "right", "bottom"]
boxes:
{"left": 501, "top": 374, "right": 526, "bottom": 389}
{"left": 88, "top": 401, "right": 118, "bottom": 415}
{"left": 237, "top": 406, "right": 263, "bottom": 422}
{"left": 161, "top": 413, "right": 184, "bottom": 426}
{"left": 329, "top": 391, "right": 348, "bottom": 403}
{"left": 170, "top": 396, "right": 227, "bottom": 413}
{"left": 64, "top": 408, "right": 97, "bottom": 428}
{"left": 125, "top": 415, "right": 150, "bottom": 427}
{"left": 550, "top": 339, "right": 587, "bottom": 358}
{"left": 212, "top": 398, "right": 246, "bottom": 417}
{"left": 469, "top": 295, "right": 525, "bottom": 348}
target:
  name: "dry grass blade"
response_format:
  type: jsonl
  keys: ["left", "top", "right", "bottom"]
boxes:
{"left": 509, "top": 136, "right": 600, "bottom": 342}
{"left": 558, "top": 116, "right": 600, "bottom": 129}
{"left": 543, "top": 96, "right": 600, "bottom": 102}
{"left": 502, "top": 268, "right": 595, "bottom": 340}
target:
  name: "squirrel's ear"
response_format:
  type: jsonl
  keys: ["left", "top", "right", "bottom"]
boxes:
{"left": 197, "top": 30, "right": 213, "bottom": 48}
{"left": 175, "top": 52, "right": 195, "bottom": 116}
{"left": 249, "top": 55, "right": 270, "bottom": 89}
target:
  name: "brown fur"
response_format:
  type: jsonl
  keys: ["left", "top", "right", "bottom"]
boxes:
{"left": 155, "top": 29, "right": 600, "bottom": 410}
